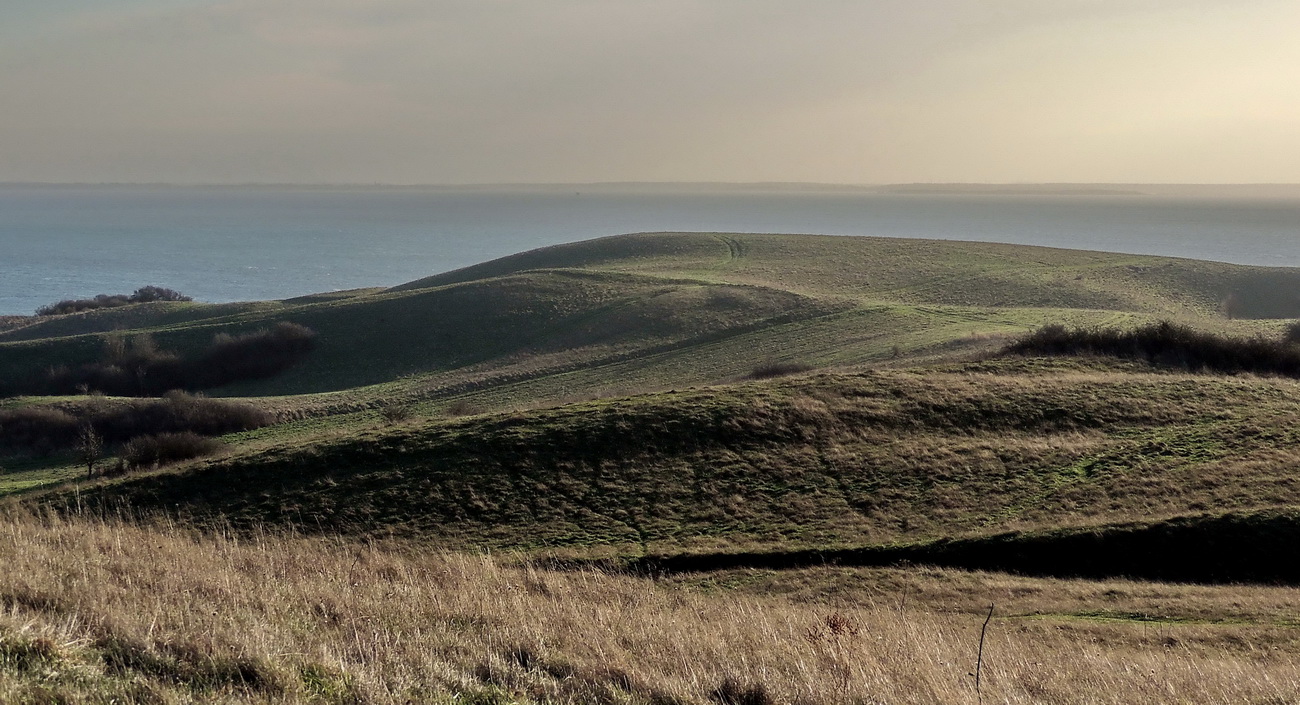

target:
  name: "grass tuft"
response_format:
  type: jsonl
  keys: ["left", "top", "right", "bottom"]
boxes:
{"left": 0, "top": 633, "right": 60, "bottom": 673}
{"left": 711, "top": 678, "right": 774, "bottom": 705}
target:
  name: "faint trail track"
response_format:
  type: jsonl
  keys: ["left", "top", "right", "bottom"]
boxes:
{"left": 714, "top": 235, "right": 748, "bottom": 262}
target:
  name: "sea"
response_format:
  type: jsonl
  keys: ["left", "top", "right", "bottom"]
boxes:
{"left": 3, "top": 184, "right": 1300, "bottom": 316}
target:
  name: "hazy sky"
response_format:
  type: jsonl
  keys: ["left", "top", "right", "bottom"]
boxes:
{"left": 4, "top": 1, "right": 1300, "bottom": 184}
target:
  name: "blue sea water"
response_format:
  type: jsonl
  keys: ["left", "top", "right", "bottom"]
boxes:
{"left": 3, "top": 185, "right": 1300, "bottom": 316}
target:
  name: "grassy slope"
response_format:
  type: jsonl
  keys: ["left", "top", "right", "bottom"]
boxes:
{"left": 2, "top": 231, "right": 1291, "bottom": 491}
{"left": 0, "top": 268, "right": 839, "bottom": 399}
{"left": 5, "top": 233, "right": 1295, "bottom": 406}
{"left": 11, "top": 232, "right": 1300, "bottom": 562}
{"left": 60, "top": 359, "right": 1300, "bottom": 560}
{"left": 0, "top": 231, "right": 1187, "bottom": 494}
{"left": 396, "top": 232, "right": 1300, "bottom": 317}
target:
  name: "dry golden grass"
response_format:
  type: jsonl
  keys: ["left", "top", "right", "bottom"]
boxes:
{"left": 3, "top": 510, "right": 1300, "bottom": 704}
{"left": 678, "top": 564, "right": 1300, "bottom": 627}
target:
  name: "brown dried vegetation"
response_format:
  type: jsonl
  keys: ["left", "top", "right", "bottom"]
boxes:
{"left": 2, "top": 511, "right": 1299, "bottom": 704}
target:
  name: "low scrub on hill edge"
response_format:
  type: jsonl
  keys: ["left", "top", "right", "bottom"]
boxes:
{"left": 35, "top": 286, "right": 192, "bottom": 316}
{"left": 1, "top": 322, "right": 317, "bottom": 397}
{"left": 1004, "top": 321, "right": 1300, "bottom": 376}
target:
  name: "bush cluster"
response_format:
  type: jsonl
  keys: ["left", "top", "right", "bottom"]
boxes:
{"left": 1005, "top": 321, "right": 1300, "bottom": 376}
{"left": 197, "top": 322, "right": 318, "bottom": 388}
{"left": 121, "top": 432, "right": 224, "bottom": 472}
{"left": 18, "top": 322, "right": 317, "bottom": 397}
{"left": 36, "top": 286, "right": 192, "bottom": 316}
{"left": 95, "top": 391, "right": 273, "bottom": 443}
{"left": 0, "top": 407, "right": 81, "bottom": 454}
{"left": 0, "top": 392, "right": 272, "bottom": 456}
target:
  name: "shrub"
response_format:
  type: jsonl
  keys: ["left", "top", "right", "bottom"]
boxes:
{"left": 445, "top": 400, "right": 483, "bottom": 417}
{"left": 121, "top": 432, "right": 224, "bottom": 471}
{"left": 194, "top": 322, "right": 317, "bottom": 388}
{"left": 37, "top": 295, "right": 129, "bottom": 316}
{"left": 745, "top": 362, "right": 814, "bottom": 380}
{"left": 1004, "top": 321, "right": 1300, "bottom": 377}
{"left": 45, "top": 334, "right": 185, "bottom": 396}
{"left": 90, "top": 392, "right": 274, "bottom": 444}
{"left": 128, "top": 286, "right": 190, "bottom": 304}
{"left": 377, "top": 401, "right": 414, "bottom": 425}
{"left": 1284, "top": 320, "right": 1300, "bottom": 345}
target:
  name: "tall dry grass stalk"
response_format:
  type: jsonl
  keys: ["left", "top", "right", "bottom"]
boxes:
{"left": 1, "top": 509, "right": 1298, "bottom": 704}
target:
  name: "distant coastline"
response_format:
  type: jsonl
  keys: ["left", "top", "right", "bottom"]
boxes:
{"left": 875, "top": 183, "right": 1147, "bottom": 196}
{"left": 0, "top": 181, "right": 876, "bottom": 194}
{"left": 5, "top": 181, "right": 1300, "bottom": 199}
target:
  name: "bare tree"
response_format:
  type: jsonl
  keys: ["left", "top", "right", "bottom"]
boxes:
{"left": 77, "top": 425, "right": 103, "bottom": 479}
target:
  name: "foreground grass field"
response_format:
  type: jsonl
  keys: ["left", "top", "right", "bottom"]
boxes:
{"left": 4, "top": 511, "right": 1299, "bottom": 705}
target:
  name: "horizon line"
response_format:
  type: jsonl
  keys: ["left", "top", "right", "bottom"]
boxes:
{"left": 6, "top": 180, "right": 1300, "bottom": 188}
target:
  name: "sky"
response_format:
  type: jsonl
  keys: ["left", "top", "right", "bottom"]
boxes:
{"left": 3, "top": 0, "right": 1300, "bottom": 185}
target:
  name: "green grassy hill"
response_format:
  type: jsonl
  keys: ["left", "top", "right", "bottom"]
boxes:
{"left": 395, "top": 232, "right": 1300, "bottom": 317}
{"left": 4, "top": 232, "right": 1295, "bottom": 411}
{"left": 64, "top": 359, "right": 1300, "bottom": 561}
{"left": 10, "top": 232, "right": 1300, "bottom": 580}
